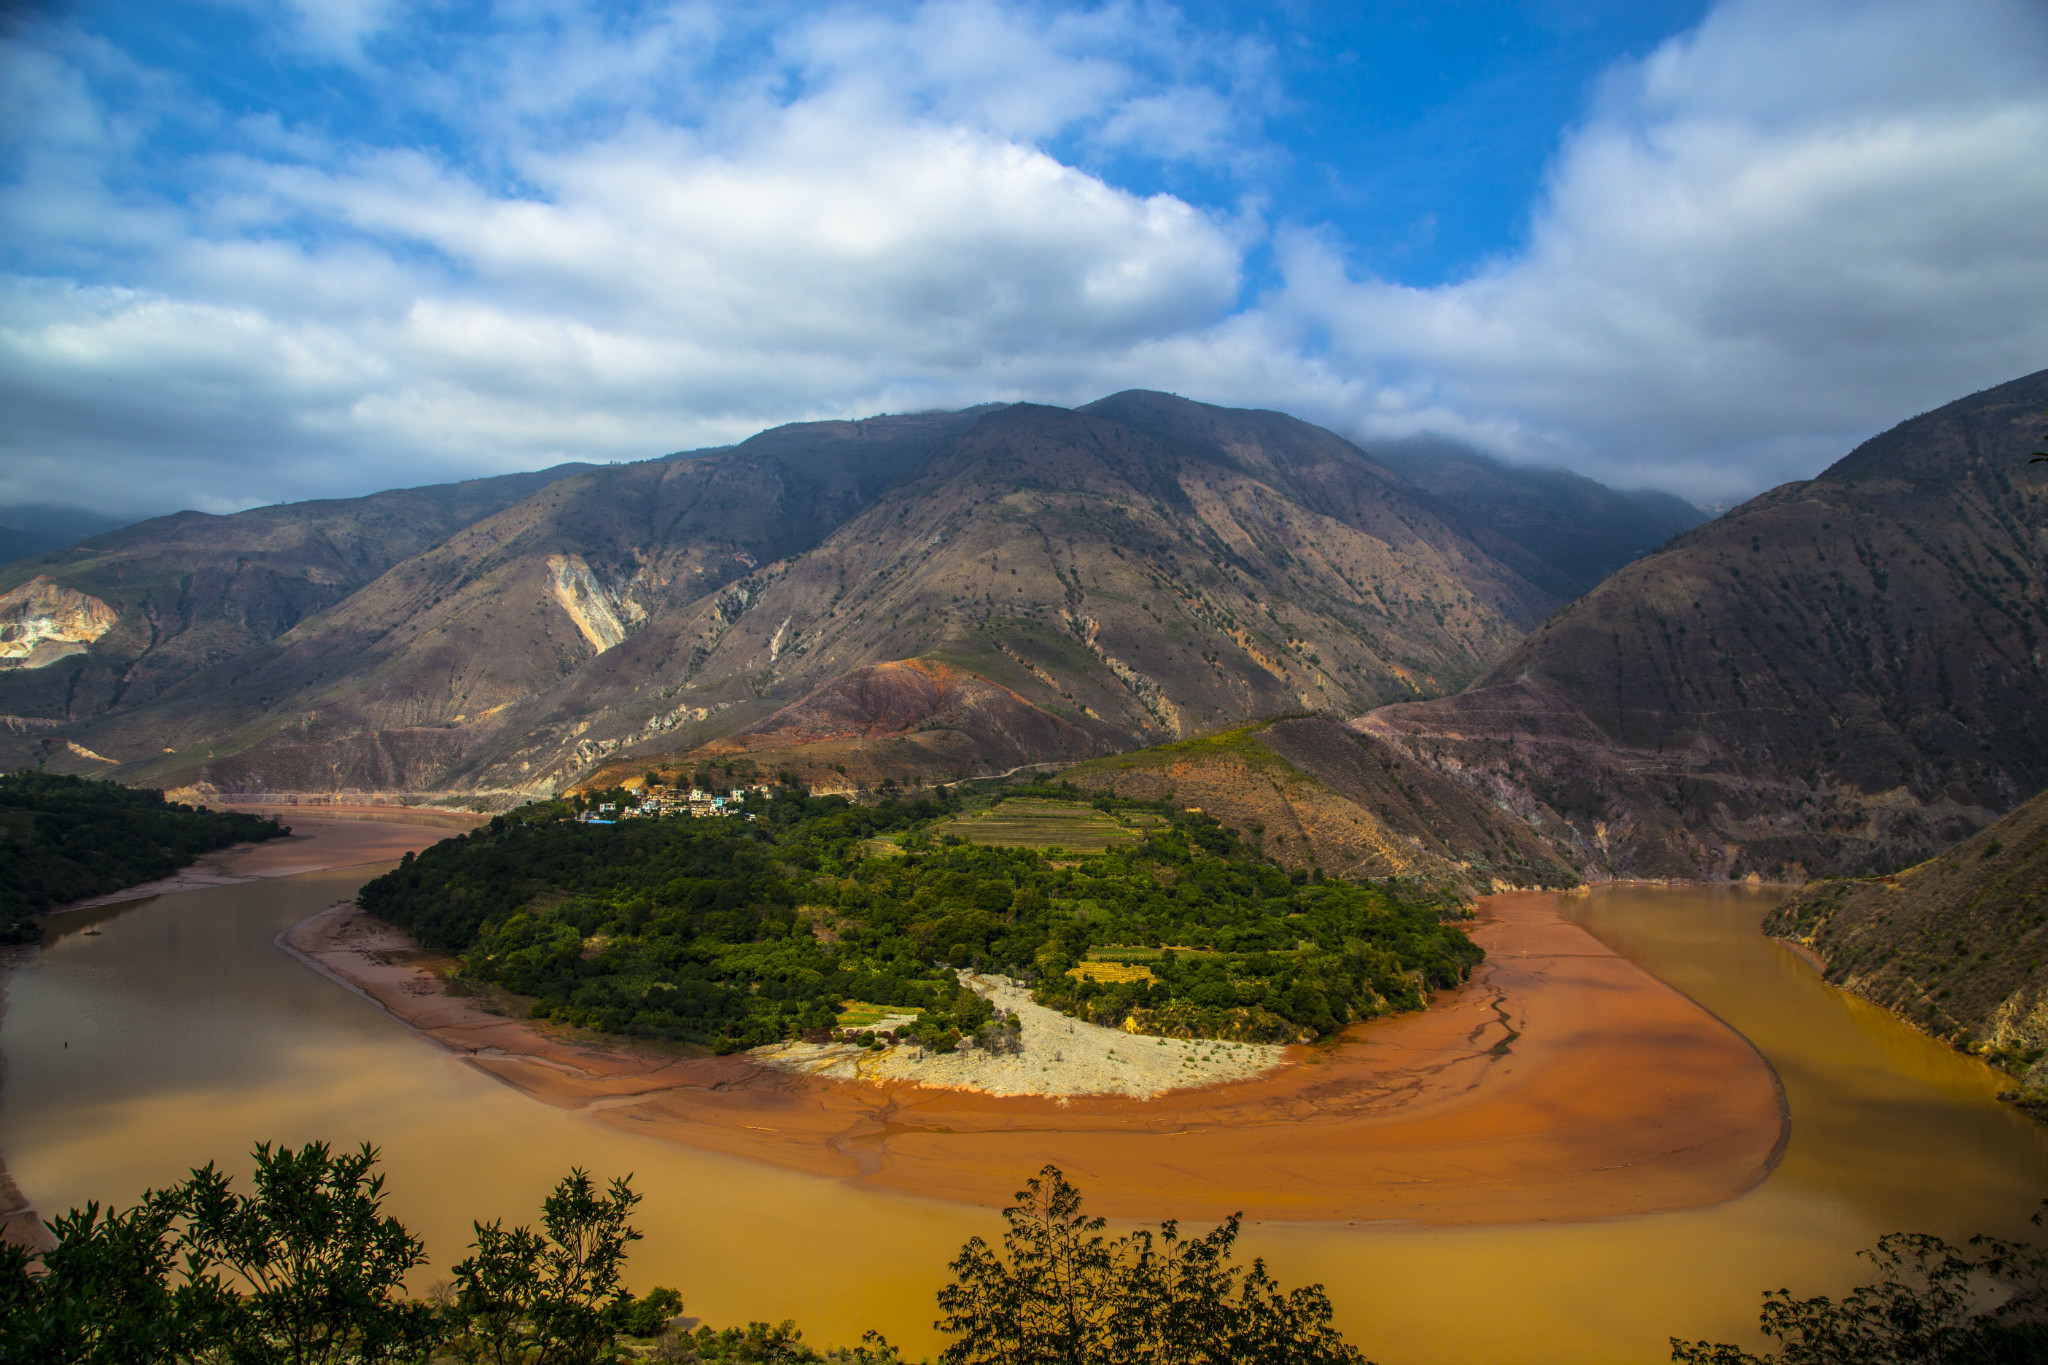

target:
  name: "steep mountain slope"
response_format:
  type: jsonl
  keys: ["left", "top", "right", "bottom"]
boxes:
{"left": 584, "top": 656, "right": 1105, "bottom": 792}
{"left": 1765, "top": 785, "right": 2048, "bottom": 1076}
{"left": 1064, "top": 716, "right": 1579, "bottom": 892}
{"left": 1364, "top": 368, "right": 2048, "bottom": 880}
{"left": 28, "top": 395, "right": 1570, "bottom": 798}
{"left": 49, "top": 410, "right": 986, "bottom": 793}
{"left": 0, "top": 463, "right": 600, "bottom": 737}
{"left": 544, "top": 399, "right": 1553, "bottom": 788}
{"left": 1369, "top": 437, "right": 1708, "bottom": 600}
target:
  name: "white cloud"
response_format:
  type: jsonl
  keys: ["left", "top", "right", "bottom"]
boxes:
{"left": 0, "top": 3, "right": 1248, "bottom": 514}
{"left": 1267, "top": 0, "right": 2048, "bottom": 500}
{"left": 0, "top": 0, "right": 2043, "bottom": 517}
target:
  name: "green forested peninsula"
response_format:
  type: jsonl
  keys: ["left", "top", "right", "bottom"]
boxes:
{"left": 0, "top": 771, "right": 288, "bottom": 941}
{"left": 356, "top": 785, "right": 1482, "bottom": 1053}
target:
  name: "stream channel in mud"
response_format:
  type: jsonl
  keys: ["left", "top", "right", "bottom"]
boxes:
{"left": 2, "top": 872, "right": 2044, "bottom": 1363}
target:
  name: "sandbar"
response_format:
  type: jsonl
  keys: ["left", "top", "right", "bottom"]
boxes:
{"left": 754, "top": 975, "right": 1288, "bottom": 1098}
{"left": 287, "top": 890, "right": 1789, "bottom": 1225}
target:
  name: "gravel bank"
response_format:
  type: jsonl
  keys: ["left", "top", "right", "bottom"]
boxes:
{"left": 752, "top": 974, "right": 1286, "bottom": 1098}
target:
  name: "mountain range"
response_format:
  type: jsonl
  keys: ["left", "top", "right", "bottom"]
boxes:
{"left": 0, "top": 393, "right": 1684, "bottom": 805}
{"left": 6, "top": 372, "right": 2044, "bottom": 896}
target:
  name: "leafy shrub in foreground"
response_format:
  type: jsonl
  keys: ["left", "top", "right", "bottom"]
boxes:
{"left": 1671, "top": 1219, "right": 2048, "bottom": 1364}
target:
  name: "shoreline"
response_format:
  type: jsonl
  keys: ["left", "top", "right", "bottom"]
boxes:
{"left": 48, "top": 808, "right": 484, "bottom": 915}
{"left": 0, "top": 811, "right": 469, "bottom": 1248}
{"left": 287, "top": 890, "right": 1791, "bottom": 1226}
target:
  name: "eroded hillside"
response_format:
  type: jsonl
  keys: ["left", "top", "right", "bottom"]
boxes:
{"left": 1766, "top": 786, "right": 2048, "bottom": 1076}
{"left": 15, "top": 395, "right": 1579, "bottom": 800}
{"left": 1364, "top": 369, "right": 2048, "bottom": 881}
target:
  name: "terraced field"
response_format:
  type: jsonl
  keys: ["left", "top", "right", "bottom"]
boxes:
{"left": 1067, "top": 961, "right": 1157, "bottom": 986}
{"left": 935, "top": 798, "right": 1162, "bottom": 851}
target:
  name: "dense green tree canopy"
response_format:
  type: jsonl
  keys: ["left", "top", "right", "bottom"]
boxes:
{"left": 0, "top": 771, "right": 288, "bottom": 941}
{"left": 356, "top": 785, "right": 1481, "bottom": 1052}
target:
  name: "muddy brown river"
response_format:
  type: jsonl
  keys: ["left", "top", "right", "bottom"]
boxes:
{"left": 3, "top": 873, "right": 2044, "bottom": 1363}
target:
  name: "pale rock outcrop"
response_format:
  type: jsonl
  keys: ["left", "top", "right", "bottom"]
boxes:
{"left": 0, "top": 576, "right": 116, "bottom": 670}
{"left": 545, "top": 554, "right": 634, "bottom": 654}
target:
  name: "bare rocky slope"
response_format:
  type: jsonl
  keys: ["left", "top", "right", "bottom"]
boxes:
{"left": 7, "top": 394, "right": 1615, "bottom": 800}
{"left": 1067, "top": 715, "right": 1581, "bottom": 892}
{"left": 1765, "top": 785, "right": 2048, "bottom": 1081}
{"left": 0, "top": 462, "right": 602, "bottom": 736}
{"left": 1362, "top": 368, "right": 2048, "bottom": 881}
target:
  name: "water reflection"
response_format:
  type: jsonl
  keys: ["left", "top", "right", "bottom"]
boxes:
{"left": 2, "top": 877, "right": 2043, "bottom": 1364}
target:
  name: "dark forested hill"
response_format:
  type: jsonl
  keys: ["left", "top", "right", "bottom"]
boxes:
{"left": 1364, "top": 368, "right": 2048, "bottom": 880}
{"left": 0, "top": 505, "right": 134, "bottom": 567}
{"left": 0, "top": 772, "right": 286, "bottom": 938}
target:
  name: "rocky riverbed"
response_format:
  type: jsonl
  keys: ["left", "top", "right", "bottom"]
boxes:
{"left": 751, "top": 973, "right": 1286, "bottom": 1098}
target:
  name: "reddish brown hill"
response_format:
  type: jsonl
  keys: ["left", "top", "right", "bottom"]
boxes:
{"left": 585, "top": 658, "right": 1104, "bottom": 791}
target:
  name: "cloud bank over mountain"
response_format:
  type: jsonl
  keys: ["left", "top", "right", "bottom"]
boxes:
{"left": 2, "top": 0, "right": 2043, "bottom": 516}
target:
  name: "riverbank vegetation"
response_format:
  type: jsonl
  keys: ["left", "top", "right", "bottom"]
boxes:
{"left": 0, "top": 1143, "right": 1366, "bottom": 1364}
{"left": 0, "top": 771, "right": 288, "bottom": 941}
{"left": 355, "top": 783, "right": 1482, "bottom": 1052}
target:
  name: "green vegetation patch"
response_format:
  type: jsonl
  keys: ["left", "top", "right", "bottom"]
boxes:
{"left": 836, "top": 1000, "right": 923, "bottom": 1028}
{"left": 932, "top": 798, "right": 1155, "bottom": 852}
{"left": 1067, "top": 961, "right": 1156, "bottom": 986}
{"left": 357, "top": 782, "right": 1481, "bottom": 1054}
{"left": 1084, "top": 944, "right": 1218, "bottom": 962}
{"left": 0, "top": 772, "right": 289, "bottom": 942}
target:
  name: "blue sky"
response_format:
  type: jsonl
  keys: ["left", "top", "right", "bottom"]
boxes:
{"left": 2, "top": 0, "right": 2044, "bottom": 516}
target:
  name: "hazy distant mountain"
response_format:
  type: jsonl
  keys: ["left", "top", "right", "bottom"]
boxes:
{"left": 0, "top": 505, "right": 134, "bottom": 565}
{"left": 1362, "top": 367, "right": 2048, "bottom": 880}
{"left": 1368, "top": 438, "right": 1708, "bottom": 600}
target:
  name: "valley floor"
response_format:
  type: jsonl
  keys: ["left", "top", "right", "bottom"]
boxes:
{"left": 285, "top": 888, "right": 1790, "bottom": 1225}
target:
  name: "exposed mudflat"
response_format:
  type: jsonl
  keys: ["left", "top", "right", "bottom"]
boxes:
{"left": 288, "top": 890, "right": 1790, "bottom": 1225}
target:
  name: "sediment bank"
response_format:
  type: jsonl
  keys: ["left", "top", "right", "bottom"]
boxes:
{"left": 755, "top": 974, "right": 1287, "bottom": 1098}
{"left": 287, "top": 890, "right": 1789, "bottom": 1225}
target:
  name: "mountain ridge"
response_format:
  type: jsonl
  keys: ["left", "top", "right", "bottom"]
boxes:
{"left": 7, "top": 393, "right": 1618, "bottom": 800}
{"left": 1360, "top": 367, "right": 2048, "bottom": 880}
